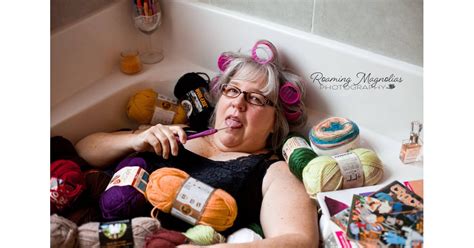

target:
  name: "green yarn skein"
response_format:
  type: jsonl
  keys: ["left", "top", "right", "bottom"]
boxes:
{"left": 282, "top": 134, "right": 318, "bottom": 180}
{"left": 183, "top": 225, "right": 226, "bottom": 245}
{"left": 302, "top": 148, "right": 384, "bottom": 197}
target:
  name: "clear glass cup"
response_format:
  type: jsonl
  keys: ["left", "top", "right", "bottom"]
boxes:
{"left": 120, "top": 50, "right": 143, "bottom": 75}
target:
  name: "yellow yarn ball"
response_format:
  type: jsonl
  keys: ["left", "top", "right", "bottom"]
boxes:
{"left": 302, "top": 148, "right": 384, "bottom": 197}
{"left": 127, "top": 89, "right": 188, "bottom": 125}
{"left": 127, "top": 89, "right": 157, "bottom": 124}
{"left": 174, "top": 103, "right": 188, "bottom": 124}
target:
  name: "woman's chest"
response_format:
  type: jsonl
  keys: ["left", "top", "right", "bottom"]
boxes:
{"left": 183, "top": 138, "right": 251, "bottom": 161}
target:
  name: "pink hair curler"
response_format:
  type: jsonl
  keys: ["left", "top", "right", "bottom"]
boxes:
{"left": 279, "top": 82, "right": 301, "bottom": 105}
{"left": 217, "top": 53, "right": 232, "bottom": 72}
{"left": 251, "top": 40, "right": 277, "bottom": 65}
{"left": 283, "top": 106, "right": 302, "bottom": 122}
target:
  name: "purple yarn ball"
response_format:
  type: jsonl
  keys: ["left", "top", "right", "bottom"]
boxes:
{"left": 99, "top": 157, "right": 153, "bottom": 220}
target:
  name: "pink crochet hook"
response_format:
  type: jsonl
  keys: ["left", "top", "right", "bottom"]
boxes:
{"left": 177, "top": 127, "right": 229, "bottom": 142}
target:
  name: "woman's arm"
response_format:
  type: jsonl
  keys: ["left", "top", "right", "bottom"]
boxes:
{"left": 75, "top": 124, "right": 187, "bottom": 168}
{"left": 257, "top": 160, "right": 319, "bottom": 247}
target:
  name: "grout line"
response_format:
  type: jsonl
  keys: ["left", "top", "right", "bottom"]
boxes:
{"left": 311, "top": 0, "right": 316, "bottom": 33}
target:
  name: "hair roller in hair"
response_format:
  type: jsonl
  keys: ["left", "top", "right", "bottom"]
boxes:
{"left": 217, "top": 53, "right": 232, "bottom": 72}
{"left": 283, "top": 104, "right": 303, "bottom": 122}
{"left": 279, "top": 82, "right": 301, "bottom": 105}
{"left": 251, "top": 40, "right": 277, "bottom": 65}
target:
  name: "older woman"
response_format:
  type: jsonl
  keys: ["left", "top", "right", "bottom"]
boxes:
{"left": 76, "top": 41, "right": 318, "bottom": 247}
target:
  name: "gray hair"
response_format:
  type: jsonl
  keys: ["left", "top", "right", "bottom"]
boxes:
{"left": 209, "top": 50, "right": 307, "bottom": 151}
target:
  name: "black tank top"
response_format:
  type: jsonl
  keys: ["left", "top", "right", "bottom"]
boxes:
{"left": 132, "top": 145, "right": 278, "bottom": 235}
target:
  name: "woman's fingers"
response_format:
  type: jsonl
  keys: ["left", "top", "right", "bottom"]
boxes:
{"left": 151, "top": 125, "right": 171, "bottom": 159}
{"left": 171, "top": 126, "right": 188, "bottom": 144}
{"left": 158, "top": 127, "right": 176, "bottom": 157}
{"left": 134, "top": 124, "right": 187, "bottom": 159}
{"left": 145, "top": 132, "right": 162, "bottom": 155}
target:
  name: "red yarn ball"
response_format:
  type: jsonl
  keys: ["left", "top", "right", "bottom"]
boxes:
{"left": 145, "top": 229, "right": 188, "bottom": 248}
{"left": 50, "top": 160, "right": 86, "bottom": 214}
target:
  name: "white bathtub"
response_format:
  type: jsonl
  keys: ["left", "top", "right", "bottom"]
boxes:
{"left": 51, "top": 0, "right": 423, "bottom": 243}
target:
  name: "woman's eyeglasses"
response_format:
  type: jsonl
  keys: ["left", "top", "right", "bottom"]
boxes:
{"left": 220, "top": 84, "right": 274, "bottom": 107}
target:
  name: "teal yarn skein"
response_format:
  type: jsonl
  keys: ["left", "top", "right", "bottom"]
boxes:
{"left": 282, "top": 134, "right": 318, "bottom": 180}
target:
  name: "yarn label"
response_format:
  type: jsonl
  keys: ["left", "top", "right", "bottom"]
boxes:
{"left": 332, "top": 152, "right": 363, "bottom": 189}
{"left": 106, "top": 166, "right": 149, "bottom": 195}
{"left": 151, "top": 106, "right": 176, "bottom": 125}
{"left": 282, "top": 136, "right": 312, "bottom": 163}
{"left": 171, "top": 177, "right": 215, "bottom": 225}
{"left": 150, "top": 94, "right": 179, "bottom": 125}
{"left": 50, "top": 177, "right": 82, "bottom": 211}
{"left": 99, "top": 219, "right": 133, "bottom": 248}
{"left": 185, "top": 87, "right": 211, "bottom": 115}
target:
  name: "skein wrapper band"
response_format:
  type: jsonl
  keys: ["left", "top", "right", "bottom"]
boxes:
{"left": 171, "top": 177, "right": 215, "bottom": 225}
{"left": 99, "top": 219, "right": 134, "bottom": 247}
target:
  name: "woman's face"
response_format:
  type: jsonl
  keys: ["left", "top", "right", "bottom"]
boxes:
{"left": 212, "top": 72, "right": 276, "bottom": 153}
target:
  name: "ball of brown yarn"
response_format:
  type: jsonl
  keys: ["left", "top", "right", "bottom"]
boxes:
{"left": 77, "top": 217, "right": 161, "bottom": 248}
{"left": 51, "top": 214, "right": 78, "bottom": 248}
{"left": 63, "top": 170, "right": 111, "bottom": 226}
{"left": 83, "top": 169, "right": 112, "bottom": 201}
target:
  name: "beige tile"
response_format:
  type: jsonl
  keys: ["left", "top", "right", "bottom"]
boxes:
{"left": 211, "top": 0, "right": 313, "bottom": 32}
{"left": 312, "top": 0, "right": 423, "bottom": 65}
{"left": 51, "top": 0, "right": 115, "bottom": 31}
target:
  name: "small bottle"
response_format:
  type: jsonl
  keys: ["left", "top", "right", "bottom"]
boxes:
{"left": 399, "top": 121, "right": 423, "bottom": 164}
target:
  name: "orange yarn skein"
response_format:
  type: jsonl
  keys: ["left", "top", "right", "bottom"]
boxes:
{"left": 146, "top": 167, "right": 238, "bottom": 232}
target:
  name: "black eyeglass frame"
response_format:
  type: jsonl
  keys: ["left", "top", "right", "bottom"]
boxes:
{"left": 220, "top": 84, "right": 275, "bottom": 107}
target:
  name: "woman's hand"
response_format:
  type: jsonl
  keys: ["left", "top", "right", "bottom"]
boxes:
{"left": 131, "top": 124, "right": 187, "bottom": 159}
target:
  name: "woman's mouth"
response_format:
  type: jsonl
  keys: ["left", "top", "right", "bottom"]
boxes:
{"left": 225, "top": 116, "right": 243, "bottom": 129}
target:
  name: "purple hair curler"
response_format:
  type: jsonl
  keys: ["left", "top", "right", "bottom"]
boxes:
{"left": 279, "top": 82, "right": 301, "bottom": 105}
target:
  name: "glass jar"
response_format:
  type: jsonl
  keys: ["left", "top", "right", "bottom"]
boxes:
{"left": 120, "top": 50, "right": 142, "bottom": 75}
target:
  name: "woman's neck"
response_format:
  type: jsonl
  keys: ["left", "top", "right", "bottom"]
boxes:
{"left": 183, "top": 135, "right": 268, "bottom": 161}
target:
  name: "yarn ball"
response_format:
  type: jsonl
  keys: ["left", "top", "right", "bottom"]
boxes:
{"left": 173, "top": 72, "right": 209, "bottom": 99}
{"left": 173, "top": 72, "right": 214, "bottom": 131}
{"left": 184, "top": 225, "right": 226, "bottom": 245}
{"left": 227, "top": 228, "right": 263, "bottom": 244}
{"left": 65, "top": 205, "right": 102, "bottom": 227}
{"left": 83, "top": 170, "right": 113, "bottom": 201}
{"left": 248, "top": 223, "right": 265, "bottom": 238}
{"left": 99, "top": 157, "right": 153, "bottom": 220}
{"left": 51, "top": 159, "right": 86, "bottom": 214}
{"left": 282, "top": 134, "right": 318, "bottom": 180}
{"left": 126, "top": 88, "right": 187, "bottom": 125}
{"left": 51, "top": 214, "right": 78, "bottom": 248}
{"left": 77, "top": 217, "right": 161, "bottom": 248}
{"left": 146, "top": 167, "right": 238, "bottom": 231}
{"left": 302, "top": 148, "right": 384, "bottom": 197}
{"left": 145, "top": 229, "right": 188, "bottom": 248}
{"left": 64, "top": 170, "right": 111, "bottom": 226}
{"left": 309, "top": 117, "right": 360, "bottom": 156}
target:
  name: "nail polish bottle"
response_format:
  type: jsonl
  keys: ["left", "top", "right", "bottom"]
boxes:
{"left": 399, "top": 121, "right": 423, "bottom": 164}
